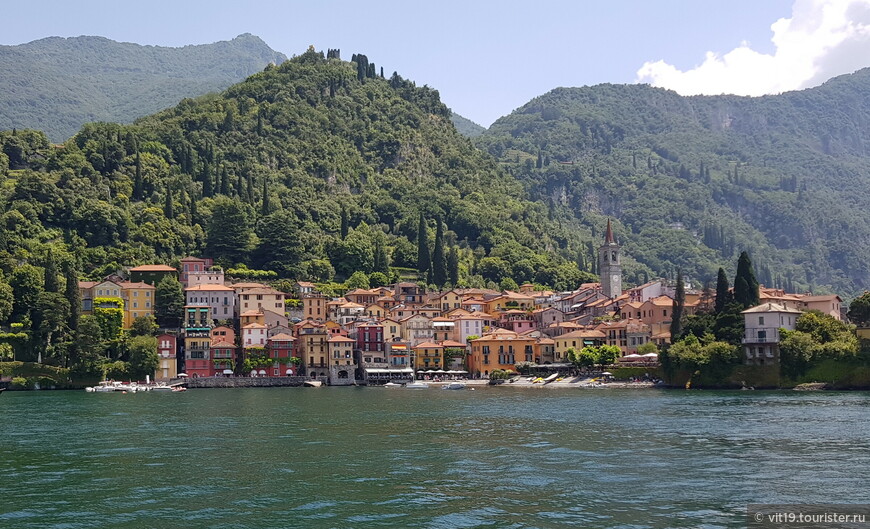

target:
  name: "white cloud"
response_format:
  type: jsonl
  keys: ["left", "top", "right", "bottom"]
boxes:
{"left": 636, "top": 0, "right": 870, "bottom": 96}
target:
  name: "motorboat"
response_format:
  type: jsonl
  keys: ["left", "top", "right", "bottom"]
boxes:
{"left": 303, "top": 380, "right": 323, "bottom": 388}
{"left": 171, "top": 386, "right": 187, "bottom": 392}
{"left": 441, "top": 382, "right": 466, "bottom": 390}
{"left": 383, "top": 382, "right": 403, "bottom": 388}
{"left": 405, "top": 382, "right": 429, "bottom": 389}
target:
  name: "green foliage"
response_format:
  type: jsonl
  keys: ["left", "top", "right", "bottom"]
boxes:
{"left": 93, "top": 297, "right": 123, "bottom": 341}
{"left": 0, "top": 34, "right": 287, "bottom": 142}
{"left": 670, "top": 269, "right": 685, "bottom": 342}
{"left": 129, "top": 314, "right": 159, "bottom": 337}
{"left": 661, "top": 335, "right": 740, "bottom": 380}
{"left": 489, "top": 368, "right": 513, "bottom": 380}
{"left": 154, "top": 275, "right": 184, "bottom": 328}
{"left": 127, "top": 335, "right": 158, "bottom": 380}
{"left": 848, "top": 291, "right": 870, "bottom": 326}
{"left": 636, "top": 342, "right": 659, "bottom": 355}
{"left": 345, "top": 271, "right": 371, "bottom": 290}
{"left": 733, "top": 251, "right": 759, "bottom": 308}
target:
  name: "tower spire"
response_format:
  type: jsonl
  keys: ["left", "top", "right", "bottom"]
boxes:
{"left": 604, "top": 218, "right": 615, "bottom": 244}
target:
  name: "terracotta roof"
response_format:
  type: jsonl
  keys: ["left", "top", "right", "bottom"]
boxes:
{"left": 78, "top": 281, "right": 98, "bottom": 289}
{"left": 296, "top": 281, "right": 314, "bottom": 287}
{"left": 232, "top": 282, "right": 267, "bottom": 289}
{"left": 801, "top": 295, "right": 842, "bottom": 302}
{"left": 239, "top": 287, "right": 284, "bottom": 296}
{"left": 268, "top": 333, "right": 296, "bottom": 341}
{"left": 559, "top": 329, "right": 606, "bottom": 339}
{"left": 413, "top": 341, "right": 443, "bottom": 349}
{"left": 119, "top": 281, "right": 156, "bottom": 289}
{"left": 129, "top": 264, "right": 176, "bottom": 272}
{"left": 240, "top": 310, "right": 263, "bottom": 317}
{"left": 328, "top": 335, "right": 355, "bottom": 343}
{"left": 742, "top": 302, "right": 802, "bottom": 314}
{"left": 210, "top": 338, "right": 235, "bottom": 348}
{"left": 440, "top": 340, "right": 467, "bottom": 348}
{"left": 180, "top": 256, "right": 207, "bottom": 262}
{"left": 649, "top": 295, "right": 674, "bottom": 306}
{"left": 185, "top": 284, "right": 234, "bottom": 291}
{"left": 242, "top": 323, "right": 267, "bottom": 329}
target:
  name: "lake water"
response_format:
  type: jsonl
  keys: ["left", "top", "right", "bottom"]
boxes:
{"left": 1, "top": 387, "right": 868, "bottom": 528}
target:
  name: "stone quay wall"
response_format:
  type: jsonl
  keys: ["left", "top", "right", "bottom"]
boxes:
{"left": 184, "top": 376, "right": 314, "bottom": 388}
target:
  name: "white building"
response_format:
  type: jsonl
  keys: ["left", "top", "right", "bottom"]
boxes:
{"left": 741, "top": 302, "right": 802, "bottom": 366}
{"left": 184, "top": 284, "right": 236, "bottom": 320}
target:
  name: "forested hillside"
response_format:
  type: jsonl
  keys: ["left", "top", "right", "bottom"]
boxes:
{"left": 0, "top": 34, "right": 287, "bottom": 141}
{"left": 450, "top": 112, "right": 486, "bottom": 137}
{"left": 476, "top": 72, "right": 870, "bottom": 297}
{"left": 0, "top": 47, "right": 597, "bottom": 302}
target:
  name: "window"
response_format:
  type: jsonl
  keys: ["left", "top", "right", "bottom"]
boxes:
{"left": 133, "top": 291, "right": 138, "bottom": 297}
{"left": 759, "top": 316, "right": 765, "bottom": 325}
{"left": 145, "top": 302, "right": 151, "bottom": 308}
{"left": 133, "top": 302, "right": 138, "bottom": 308}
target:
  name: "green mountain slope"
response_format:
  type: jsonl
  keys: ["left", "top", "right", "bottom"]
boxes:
{"left": 0, "top": 34, "right": 287, "bottom": 142}
{"left": 0, "top": 48, "right": 595, "bottom": 293}
{"left": 476, "top": 73, "right": 870, "bottom": 296}
{"left": 450, "top": 112, "right": 486, "bottom": 137}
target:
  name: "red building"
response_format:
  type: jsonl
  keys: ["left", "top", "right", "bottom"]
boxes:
{"left": 268, "top": 333, "right": 297, "bottom": 376}
{"left": 156, "top": 334, "right": 178, "bottom": 380}
{"left": 356, "top": 323, "right": 384, "bottom": 355}
{"left": 179, "top": 256, "right": 214, "bottom": 286}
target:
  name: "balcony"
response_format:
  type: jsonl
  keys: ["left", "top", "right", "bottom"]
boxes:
{"left": 743, "top": 327, "right": 780, "bottom": 344}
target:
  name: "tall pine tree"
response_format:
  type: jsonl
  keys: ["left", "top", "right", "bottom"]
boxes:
{"left": 43, "top": 253, "right": 59, "bottom": 293}
{"left": 670, "top": 269, "right": 685, "bottom": 343}
{"left": 416, "top": 212, "right": 430, "bottom": 276}
{"left": 373, "top": 237, "right": 389, "bottom": 274}
{"left": 261, "top": 175, "right": 270, "bottom": 216}
{"left": 432, "top": 217, "right": 447, "bottom": 287}
{"left": 340, "top": 206, "right": 349, "bottom": 240}
{"left": 715, "top": 267, "right": 731, "bottom": 313}
{"left": 447, "top": 247, "right": 459, "bottom": 286}
{"left": 63, "top": 260, "right": 81, "bottom": 363}
{"left": 733, "top": 251, "right": 760, "bottom": 308}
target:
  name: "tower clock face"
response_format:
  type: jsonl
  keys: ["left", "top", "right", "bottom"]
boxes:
{"left": 612, "top": 274, "right": 620, "bottom": 284}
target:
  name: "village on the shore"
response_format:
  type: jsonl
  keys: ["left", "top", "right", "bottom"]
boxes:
{"left": 76, "top": 221, "right": 846, "bottom": 386}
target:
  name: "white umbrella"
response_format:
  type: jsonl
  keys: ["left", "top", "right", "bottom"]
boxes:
{"left": 285, "top": 369, "right": 294, "bottom": 375}
{"left": 177, "top": 373, "right": 189, "bottom": 378}
{"left": 601, "top": 371, "right": 613, "bottom": 376}
{"left": 642, "top": 353, "right": 659, "bottom": 358}
{"left": 223, "top": 369, "right": 234, "bottom": 375}
{"left": 258, "top": 369, "right": 267, "bottom": 375}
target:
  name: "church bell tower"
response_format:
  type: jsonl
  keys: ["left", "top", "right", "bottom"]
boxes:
{"left": 599, "top": 219, "right": 622, "bottom": 298}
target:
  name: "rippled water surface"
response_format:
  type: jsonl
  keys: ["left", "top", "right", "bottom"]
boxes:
{"left": 1, "top": 387, "right": 868, "bottom": 528}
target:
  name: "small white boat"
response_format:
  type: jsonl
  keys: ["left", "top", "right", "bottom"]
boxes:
{"left": 303, "top": 380, "right": 323, "bottom": 388}
{"left": 405, "top": 382, "right": 429, "bottom": 389}
{"left": 441, "top": 383, "right": 466, "bottom": 390}
{"left": 383, "top": 382, "right": 403, "bottom": 388}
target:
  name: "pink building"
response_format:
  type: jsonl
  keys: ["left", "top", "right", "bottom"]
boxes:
{"left": 268, "top": 333, "right": 297, "bottom": 376}
{"left": 156, "top": 334, "right": 177, "bottom": 380}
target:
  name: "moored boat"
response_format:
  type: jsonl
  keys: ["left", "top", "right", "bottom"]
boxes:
{"left": 441, "top": 382, "right": 466, "bottom": 390}
{"left": 405, "top": 382, "right": 429, "bottom": 389}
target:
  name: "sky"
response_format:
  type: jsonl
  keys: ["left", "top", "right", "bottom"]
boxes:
{"left": 3, "top": 0, "right": 869, "bottom": 127}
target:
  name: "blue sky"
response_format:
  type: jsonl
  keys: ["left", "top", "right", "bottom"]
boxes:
{"left": 6, "top": 0, "right": 866, "bottom": 127}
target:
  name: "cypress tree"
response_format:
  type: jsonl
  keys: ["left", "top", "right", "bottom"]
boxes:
{"left": 164, "top": 188, "right": 174, "bottom": 219}
{"left": 201, "top": 162, "right": 213, "bottom": 198}
{"left": 715, "top": 267, "right": 731, "bottom": 313}
{"left": 416, "top": 212, "right": 430, "bottom": 276}
{"left": 63, "top": 260, "right": 81, "bottom": 365}
{"left": 447, "top": 247, "right": 459, "bottom": 286}
{"left": 236, "top": 173, "right": 244, "bottom": 199}
{"left": 246, "top": 172, "right": 254, "bottom": 205}
{"left": 432, "top": 217, "right": 447, "bottom": 287}
{"left": 373, "top": 238, "right": 389, "bottom": 274}
{"left": 43, "top": 253, "right": 59, "bottom": 293}
{"left": 734, "top": 251, "right": 760, "bottom": 308}
{"left": 256, "top": 110, "right": 264, "bottom": 136}
{"left": 261, "top": 175, "right": 270, "bottom": 216}
{"left": 220, "top": 166, "right": 230, "bottom": 196}
{"left": 340, "top": 206, "right": 349, "bottom": 240}
{"left": 133, "top": 149, "right": 143, "bottom": 200}
{"left": 670, "top": 270, "right": 685, "bottom": 343}
{"left": 189, "top": 191, "right": 198, "bottom": 221}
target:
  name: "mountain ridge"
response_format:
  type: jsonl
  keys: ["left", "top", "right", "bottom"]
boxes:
{"left": 0, "top": 34, "right": 287, "bottom": 141}
{"left": 476, "top": 68, "right": 870, "bottom": 296}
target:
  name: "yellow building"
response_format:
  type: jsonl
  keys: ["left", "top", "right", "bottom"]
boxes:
{"left": 412, "top": 342, "right": 444, "bottom": 371}
{"left": 120, "top": 281, "right": 156, "bottom": 328}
